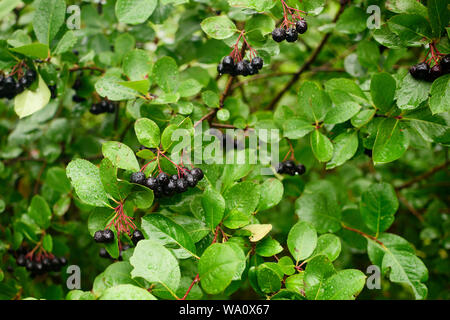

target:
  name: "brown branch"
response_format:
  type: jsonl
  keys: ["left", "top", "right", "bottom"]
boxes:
{"left": 396, "top": 193, "right": 424, "bottom": 222}
{"left": 396, "top": 160, "right": 449, "bottom": 191}
{"left": 266, "top": 4, "right": 346, "bottom": 110}
{"left": 341, "top": 224, "right": 385, "bottom": 247}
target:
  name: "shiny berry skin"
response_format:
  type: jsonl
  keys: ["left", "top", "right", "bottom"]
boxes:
{"left": 157, "top": 172, "right": 170, "bottom": 185}
{"left": 190, "top": 168, "right": 204, "bottom": 181}
{"left": 15, "top": 82, "right": 25, "bottom": 95}
{"left": 284, "top": 160, "right": 297, "bottom": 175}
{"left": 296, "top": 20, "right": 308, "bottom": 34}
{"left": 4, "top": 76, "right": 17, "bottom": 99}
{"left": 99, "top": 248, "right": 111, "bottom": 259}
{"left": 59, "top": 257, "right": 67, "bottom": 266}
{"left": 246, "top": 61, "right": 257, "bottom": 75}
{"left": 440, "top": 55, "right": 450, "bottom": 73}
{"left": 16, "top": 255, "right": 26, "bottom": 267}
{"left": 145, "top": 177, "right": 158, "bottom": 190}
{"left": 106, "top": 102, "right": 116, "bottom": 113}
{"left": 276, "top": 162, "right": 286, "bottom": 174}
{"left": 130, "top": 172, "right": 146, "bottom": 184}
{"left": 251, "top": 57, "right": 264, "bottom": 70}
{"left": 285, "top": 28, "right": 298, "bottom": 42}
{"left": 103, "top": 229, "right": 114, "bottom": 243}
{"left": 235, "top": 61, "right": 246, "bottom": 75}
{"left": 42, "top": 258, "right": 51, "bottom": 270}
{"left": 26, "top": 259, "right": 34, "bottom": 271}
{"left": 296, "top": 164, "right": 306, "bottom": 175}
{"left": 272, "top": 28, "right": 286, "bottom": 42}
{"left": 94, "top": 230, "right": 105, "bottom": 243}
{"left": 89, "top": 103, "right": 103, "bottom": 115}
{"left": 24, "top": 70, "right": 37, "bottom": 83}
{"left": 171, "top": 174, "right": 179, "bottom": 181}
{"left": 50, "top": 257, "right": 61, "bottom": 271}
{"left": 34, "top": 262, "right": 44, "bottom": 274}
{"left": 176, "top": 178, "right": 188, "bottom": 193}
{"left": 164, "top": 179, "right": 177, "bottom": 196}
{"left": 131, "top": 230, "right": 145, "bottom": 246}
{"left": 428, "top": 64, "right": 442, "bottom": 82}
{"left": 410, "top": 62, "right": 430, "bottom": 80}
{"left": 222, "top": 56, "right": 234, "bottom": 70}
{"left": 185, "top": 174, "right": 198, "bottom": 188}
{"left": 242, "top": 60, "right": 251, "bottom": 76}
{"left": 217, "top": 63, "right": 226, "bottom": 75}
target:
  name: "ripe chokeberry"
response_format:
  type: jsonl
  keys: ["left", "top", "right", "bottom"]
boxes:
{"left": 157, "top": 172, "right": 170, "bottom": 185}
{"left": 285, "top": 28, "right": 298, "bottom": 42}
{"left": 236, "top": 61, "right": 246, "bottom": 75}
{"left": 50, "top": 257, "right": 61, "bottom": 271}
{"left": 185, "top": 174, "right": 198, "bottom": 188}
{"left": 440, "top": 55, "right": 450, "bottom": 73}
{"left": 99, "top": 248, "right": 112, "bottom": 259}
{"left": 146, "top": 177, "right": 158, "bottom": 190}
{"left": 164, "top": 179, "right": 177, "bottom": 196}
{"left": 296, "top": 20, "right": 308, "bottom": 34}
{"left": 296, "top": 164, "right": 306, "bottom": 175}
{"left": 24, "top": 70, "right": 37, "bottom": 83}
{"left": 410, "top": 62, "right": 430, "bottom": 80}
{"left": 176, "top": 178, "right": 188, "bottom": 193}
{"left": 190, "top": 168, "right": 204, "bottom": 180}
{"left": 94, "top": 230, "right": 105, "bottom": 243}
{"left": 130, "top": 172, "right": 146, "bottom": 185}
{"left": 103, "top": 229, "right": 114, "bottom": 243}
{"left": 428, "top": 64, "right": 442, "bottom": 82}
{"left": 217, "top": 63, "right": 225, "bottom": 75}
{"left": 131, "top": 230, "right": 145, "bottom": 246}
{"left": 4, "top": 76, "right": 17, "bottom": 99}
{"left": 251, "top": 57, "right": 264, "bottom": 70}
{"left": 272, "top": 28, "right": 286, "bottom": 42}
{"left": 16, "top": 255, "right": 26, "bottom": 267}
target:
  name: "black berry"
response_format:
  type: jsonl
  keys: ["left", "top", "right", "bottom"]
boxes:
{"left": 251, "top": 57, "right": 264, "bottom": 70}
{"left": 285, "top": 28, "right": 298, "bottom": 42}
{"left": 176, "top": 178, "right": 188, "bottom": 193}
{"left": 190, "top": 168, "right": 204, "bottom": 181}
{"left": 131, "top": 230, "right": 145, "bottom": 246}
{"left": 272, "top": 28, "right": 286, "bottom": 42}
{"left": 296, "top": 20, "right": 308, "bottom": 34}
{"left": 103, "top": 229, "right": 114, "bottom": 243}
{"left": 145, "top": 177, "right": 158, "bottom": 190}
{"left": 16, "top": 255, "right": 26, "bottom": 267}
{"left": 94, "top": 230, "right": 105, "bottom": 243}
{"left": 157, "top": 172, "right": 170, "bottom": 185}
{"left": 130, "top": 172, "right": 146, "bottom": 184}
{"left": 296, "top": 164, "right": 306, "bottom": 175}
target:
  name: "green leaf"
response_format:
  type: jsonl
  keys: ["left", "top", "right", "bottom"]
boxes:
{"left": 28, "top": 195, "right": 51, "bottom": 229}
{"left": 310, "top": 234, "right": 341, "bottom": 262}
{"left": 115, "top": 0, "right": 157, "bottom": 25}
{"left": 10, "top": 43, "right": 49, "bottom": 59}
{"left": 202, "top": 187, "right": 225, "bottom": 230}
{"left": 102, "top": 141, "right": 140, "bottom": 172}
{"left": 287, "top": 221, "right": 317, "bottom": 262}
{"left": 99, "top": 158, "right": 121, "bottom": 200}
{"left": 357, "top": 40, "right": 380, "bottom": 69}
{"left": 141, "top": 214, "right": 197, "bottom": 259}
{"left": 14, "top": 75, "right": 50, "bottom": 119}
{"left": 429, "top": 74, "right": 450, "bottom": 114}
{"left": 66, "top": 159, "right": 110, "bottom": 207}
{"left": 256, "top": 237, "right": 283, "bottom": 257}
{"left": 134, "top": 118, "right": 160, "bottom": 149}
{"left": 228, "top": 0, "right": 276, "bottom": 12}
{"left": 200, "top": 16, "right": 236, "bottom": 40}
{"left": 360, "top": 182, "right": 399, "bottom": 237}
{"left": 130, "top": 240, "right": 180, "bottom": 294}
{"left": 336, "top": 7, "right": 367, "bottom": 34}
{"left": 224, "top": 181, "right": 260, "bottom": 216}
{"left": 95, "top": 76, "right": 138, "bottom": 101}
{"left": 198, "top": 243, "right": 244, "bottom": 295}
{"left": 316, "top": 269, "right": 366, "bottom": 300}
{"left": 0, "top": 0, "right": 21, "bottom": 20}
{"left": 304, "top": 255, "right": 336, "bottom": 300}
{"left": 257, "top": 178, "right": 284, "bottom": 212}
{"left": 326, "top": 131, "right": 358, "bottom": 170}
{"left": 385, "top": 0, "right": 428, "bottom": 16}
{"left": 427, "top": 0, "right": 450, "bottom": 39}
{"left": 372, "top": 118, "right": 409, "bottom": 164}
{"left": 310, "top": 130, "right": 333, "bottom": 163}
{"left": 298, "top": 81, "right": 331, "bottom": 122}
{"left": 100, "top": 284, "right": 157, "bottom": 300}
{"left": 283, "top": 119, "right": 315, "bottom": 139}
{"left": 367, "top": 233, "right": 428, "bottom": 299}
{"left": 388, "top": 14, "right": 432, "bottom": 43}
{"left": 123, "top": 49, "right": 152, "bottom": 81}
{"left": 295, "top": 182, "right": 341, "bottom": 233}
{"left": 324, "top": 102, "right": 361, "bottom": 124}
{"left": 396, "top": 73, "right": 431, "bottom": 110}
{"left": 32, "top": 0, "right": 66, "bottom": 45}
{"left": 45, "top": 167, "right": 71, "bottom": 194}
{"left": 153, "top": 57, "right": 179, "bottom": 93}
{"left": 256, "top": 263, "right": 283, "bottom": 294}
{"left": 54, "top": 31, "right": 77, "bottom": 55}
{"left": 371, "top": 72, "right": 396, "bottom": 112}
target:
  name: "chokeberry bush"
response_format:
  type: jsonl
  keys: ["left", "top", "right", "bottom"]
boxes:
{"left": 0, "top": 0, "right": 449, "bottom": 301}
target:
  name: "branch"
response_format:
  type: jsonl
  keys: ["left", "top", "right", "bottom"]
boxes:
{"left": 396, "top": 160, "right": 449, "bottom": 191}
{"left": 341, "top": 223, "right": 385, "bottom": 247}
{"left": 266, "top": 4, "right": 346, "bottom": 110}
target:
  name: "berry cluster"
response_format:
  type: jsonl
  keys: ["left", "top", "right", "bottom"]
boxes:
{"left": 410, "top": 55, "right": 450, "bottom": 82}
{"left": 272, "top": 20, "right": 307, "bottom": 43}
{"left": 0, "top": 69, "right": 37, "bottom": 100}
{"left": 272, "top": 0, "right": 307, "bottom": 43}
{"left": 130, "top": 167, "right": 204, "bottom": 198}
{"left": 13, "top": 247, "right": 67, "bottom": 275}
{"left": 276, "top": 160, "right": 306, "bottom": 176}
{"left": 217, "top": 56, "right": 264, "bottom": 77}
{"left": 90, "top": 100, "right": 116, "bottom": 115}
{"left": 93, "top": 229, "right": 115, "bottom": 243}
